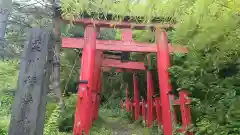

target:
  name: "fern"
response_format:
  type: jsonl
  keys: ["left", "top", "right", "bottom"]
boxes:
{"left": 44, "top": 106, "right": 61, "bottom": 135}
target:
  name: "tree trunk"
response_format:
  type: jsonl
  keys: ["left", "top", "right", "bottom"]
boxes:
{"left": 52, "top": 40, "right": 65, "bottom": 111}
{"left": 52, "top": 1, "right": 65, "bottom": 111}
{"left": 0, "top": 0, "right": 12, "bottom": 39}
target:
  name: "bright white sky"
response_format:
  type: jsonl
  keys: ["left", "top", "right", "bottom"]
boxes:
{"left": 13, "top": 0, "right": 49, "bottom": 8}
{"left": 13, "top": 0, "right": 147, "bottom": 7}
{"left": 14, "top": 0, "right": 147, "bottom": 4}
{"left": 13, "top": 0, "right": 47, "bottom": 5}
{"left": 14, "top": 0, "right": 35, "bottom": 3}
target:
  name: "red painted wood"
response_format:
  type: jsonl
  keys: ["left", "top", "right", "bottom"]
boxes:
{"left": 121, "top": 29, "right": 133, "bottom": 41}
{"left": 142, "top": 101, "right": 147, "bottom": 121}
{"left": 122, "top": 28, "right": 133, "bottom": 113}
{"left": 62, "top": 18, "right": 175, "bottom": 30}
{"left": 179, "top": 90, "right": 193, "bottom": 135}
{"left": 62, "top": 37, "right": 188, "bottom": 53}
{"left": 139, "top": 102, "right": 143, "bottom": 116}
{"left": 174, "top": 99, "right": 191, "bottom": 105}
{"left": 156, "top": 31, "right": 173, "bottom": 135}
{"left": 154, "top": 97, "right": 162, "bottom": 126}
{"left": 92, "top": 51, "right": 103, "bottom": 121}
{"left": 74, "top": 26, "right": 97, "bottom": 135}
{"left": 133, "top": 73, "right": 140, "bottom": 120}
{"left": 94, "top": 74, "right": 102, "bottom": 120}
{"left": 140, "top": 100, "right": 147, "bottom": 121}
{"left": 104, "top": 54, "right": 121, "bottom": 59}
{"left": 101, "top": 59, "right": 146, "bottom": 70}
{"left": 102, "top": 67, "right": 143, "bottom": 72}
{"left": 130, "top": 101, "right": 133, "bottom": 112}
{"left": 147, "top": 57, "right": 155, "bottom": 127}
{"left": 125, "top": 87, "right": 130, "bottom": 112}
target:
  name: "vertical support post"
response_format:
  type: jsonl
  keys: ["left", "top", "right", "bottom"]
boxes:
{"left": 179, "top": 90, "right": 193, "bottom": 135}
{"left": 74, "top": 25, "right": 97, "bottom": 135}
{"left": 142, "top": 101, "right": 147, "bottom": 121}
{"left": 169, "top": 74, "right": 178, "bottom": 124}
{"left": 121, "top": 28, "right": 133, "bottom": 113}
{"left": 125, "top": 86, "right": 130, "bottom": 112}
{"left": 156, "top": 30, "right": 173, "bottom": 135}
{"left": 122, "top": 29, "right": 132, "bottom": 41}
{"left": 0, "top": 0, "right": 12, "bottom": 40}
{"left": 140, "top": 102, "right": 142, "bottom": 116}
{"left": 133, "top": 73, "right": 140, "bottom": 120}
{"left": 154, "top": 97, "right": 162, "bottom": 126}
{"left": 93, "top": 71, "right": 102, "bottom": 120}
{"left": 121, "top": 29, "right": 132, "bottom": 61}
{"left": 147, "top": 55, "right": 154, "bottom": 127}
{"left": 95, "top": 74, "right": 103, "bottom": 120}
{"left": 130, "top": 101, "right": 133, "bottom": 112}
{"left": 92, "top": 50, "right": 103, "bottom": 121}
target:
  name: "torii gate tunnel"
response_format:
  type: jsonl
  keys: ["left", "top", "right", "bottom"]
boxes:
{"left": 61, "top": 18, "right": 193, "bottom": 135}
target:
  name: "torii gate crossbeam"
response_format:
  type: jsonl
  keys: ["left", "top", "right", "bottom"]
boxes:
{"left": 62, "top": 37, "right": 188, "bottom": 53}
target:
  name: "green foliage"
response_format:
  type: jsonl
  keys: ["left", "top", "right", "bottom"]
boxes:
{"left": 0, "top": 118, "right": 9, "bottom": 135}
{"left": 0, "top": 96, "right": 13, "bottom": 116}
{"left": 44, "top": 106, "right": 61, "bottom": 135}
{"left": 168, "top": 0, "right": 240, "bottom": 134}
{"left": 44, "top": 104, "right": 73, "bottom": 135}
{"left": 45, "top": 102, "right": 57, "bottom": 123}
{"left": 0, "top": 60, "right": 18, "bottom": 134}
{"left": 0, "top": 60, "right": 18, "bottom": 93}
{"left": 57, "top": 94, "right": 77, "bottom": 132}
{"left": 60, "top": 49, "right": 80, "bottom": 95}
{"left": 60, "top": 0, "right": 194, "bottom": 24}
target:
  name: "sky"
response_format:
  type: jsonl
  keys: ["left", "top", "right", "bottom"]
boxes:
{"left": 13, "top": 0, "right": 47, "bottom": 5}
{"left": 13, "top": 0, "right": 50, "bottom": 8}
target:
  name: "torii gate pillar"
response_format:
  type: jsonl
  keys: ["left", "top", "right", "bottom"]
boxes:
{"left": 147, "top": 55, "right": 155, "bottom": 127}
{"left": 156, "top": 30, "right": 174, "bottom": 135}
{"left": 74, "top": 25, "right": 98, "bottom": 135}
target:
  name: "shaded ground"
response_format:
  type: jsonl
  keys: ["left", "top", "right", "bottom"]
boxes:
{"left": 106, "top": 117, "right": 142, "bottom": 135}
{"left": 89, "top": 109, "right": 160, "bottom": 135}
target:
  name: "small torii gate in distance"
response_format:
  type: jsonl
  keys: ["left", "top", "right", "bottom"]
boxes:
{"left": 103, "top": 54, "right": 192, "bottom": 134}
{"left": 61, "top": 17, "right": 192, "bottom": 135}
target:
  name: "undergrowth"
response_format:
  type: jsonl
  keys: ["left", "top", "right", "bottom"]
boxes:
{"left": 0, "top": 60, "right": 18, "bottom": 135}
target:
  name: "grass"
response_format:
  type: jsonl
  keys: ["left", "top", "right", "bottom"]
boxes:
{"left": 0, "top": 60, "right": 18, "bottom": 135}
{"left": 88, "top": 108, "right": 162, "bottom": 135}
{"left": 56, "top": 107, "right": 162, "bottom": 135}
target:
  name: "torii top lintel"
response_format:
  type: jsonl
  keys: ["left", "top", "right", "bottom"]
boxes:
{"left": 61, "top": 16, "right": 188, "bottom": 53}
{"left": 62, "top": 18, "right": 175, "bottom": 30}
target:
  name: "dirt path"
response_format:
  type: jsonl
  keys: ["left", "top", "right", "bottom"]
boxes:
{"left": 92, "top": 109, "right": 156, "bottom": 135}
{"left": 107, "top": 118, "right": 132, "bottom": 135}
{"left": 105, "top": 117, "right": 144, "bottom": 135}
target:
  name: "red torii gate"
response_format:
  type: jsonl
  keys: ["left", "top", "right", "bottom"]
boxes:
{"left": 61, "top": 18, "right": 192, "bottom": 135}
